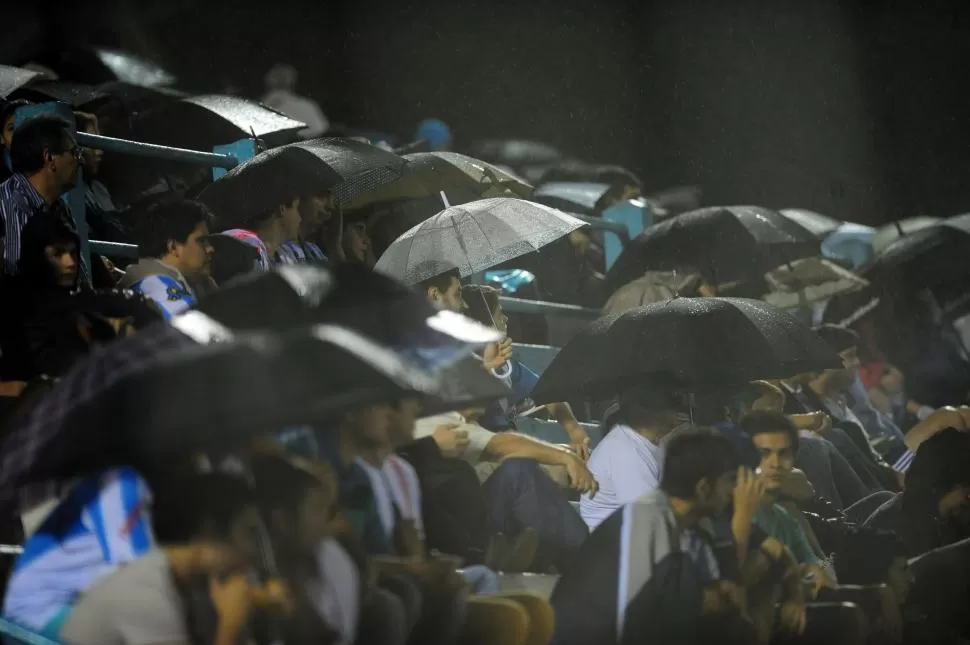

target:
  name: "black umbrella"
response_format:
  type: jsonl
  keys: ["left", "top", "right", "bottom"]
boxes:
{"left": 133, "top": 94, "right": 305, "bottom": 150}
{"left": 859, "top": 214, "right": 970, "bottom": 292}
{"left": 0, "top": 323, "right": 441, "bottom": 490}
{"left": 12, "top": 79, "right": 110, "bottom": 108}
{"left": 0, "top": 64, "right": 45, "bottom": 99}
{"left": 605, "top": 206, "right": 820, "bottom": 292}
{"left": 531, "top": 297, "right": 840, "bottom": 404}
{"left": 198, "top": 139, "right": 405, "bottom": 227}
{"left": 195, "top": 264, "right": 499, "bottom": 350}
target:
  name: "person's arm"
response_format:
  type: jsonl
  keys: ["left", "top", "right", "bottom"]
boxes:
{"left": 209, "top": 574, "right": 253, "bottom": 645}
{"left": 481, "top": 432, "right": 598, "bottom": 495}
{"left": 547, "top": 402, "right": 590, "bottom": 459}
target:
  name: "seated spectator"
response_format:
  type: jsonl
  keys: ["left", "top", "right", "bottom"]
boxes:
{"left": 279, "top": 192, "right": 332, "bottom": 264}
{"left": 738, "top": 411, "right": 837, "bottom": 591}
{"left": 60, "top": 472, "right": 278, "bottom": 645}
{"left": 1, "top": 115, "right": 80, "bottom": 276}
{"left": 0, "top": 208, "right": 84, "bottom": 380}
{"left": 462, "top": 284, "right": 590, "bottom": 457}
{"left": 537, "top": 161, "right": 643, "bottom": 211}
{"left": 71, "top": 112, "right": 127, "bottom": 247}
{"left": 219, "top": 194, "right": 302, "bottom": 268}
{"left": 0, "top": 100, "right": 31, "bottom": 184}
{"left": 550, "top": 429, "right": 761, "bottom": 645}
{"left": 120, "top": 197, "right": 214, "bottom": 318}
{"left": 414, "top": 408, "right": 593, "bottom": 571}
{"left": 340, "top": 213, "right": 376, "bottom": 268}
{"left": 580, "top": 385, "right": 688, "bottom": 530}
{"left": 2, "top": 467, "right": 155, "bottom": 637}
{"left": 898, "top": 428, "right": 970, "bottom": 556}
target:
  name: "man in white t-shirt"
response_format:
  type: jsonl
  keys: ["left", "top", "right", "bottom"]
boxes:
{"left": 581, "top": 387, "right": 693, "bottom": 530}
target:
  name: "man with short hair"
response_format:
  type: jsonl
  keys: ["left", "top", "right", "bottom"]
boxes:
{"left": 551, "top": 430, "right": 766, "bottom": 645}
{"left": 120, "top": 198, "right": 214, "bottom": 319}
{"left": 73, "top": 112, "right": 124, "bottom": 243}
{"left": 0, "top": 115, "right": 80, "bottom": 275}
{"left": 739, "top": 411, "right": 836, "bottom": 590}
{"left": 417, "top": 267, "right": 466, "bottom": 313}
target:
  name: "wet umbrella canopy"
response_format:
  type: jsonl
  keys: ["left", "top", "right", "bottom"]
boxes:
{"left": 199, "top": 139, "right": 405, "bottom": 226}
{"left": 375, "top": 197, "right": 586, "bottom": 284}
{"left": 0, "top": 64, "right": 46, "bottom": 99}
{"left": 133, "top": 94, "right": 306, "bottom": 150}
{"left": 531, "top": 297, "right": 841, "bottom": 404}
{"left": 606, "top": 205, "right": 819, "bottom": 292}
{"left": 779, "top": 208, "right": 843, "bottom": 239}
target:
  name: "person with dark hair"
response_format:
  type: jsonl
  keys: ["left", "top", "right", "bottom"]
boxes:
{"left": 580, "top": 385, "right": 691, "bottom": 529}
{"left": 0, "top": 208, "right": 84, "bottom": 380}
{"left": 551, "top": 429, "right": 767, "bottom": 645}
{"left": 60, "top": 472, "right": 282, "bottom": 645}
{"left": 0, "top": 99, "right": 31, "bottom": 183}
{"left": 417, "top": 267, "right": 466, "bottom": 314}
{"left": 739, "top": 411, "right": 836, "bottom": 592}
{"left": 0, "top": 114, "right": 80, "bottom": 275}
{"left": 119, "top": 197, "right": 214, "bottom": 319}
{"left": 221, "top": 194, "right": 302, "bottom": 271}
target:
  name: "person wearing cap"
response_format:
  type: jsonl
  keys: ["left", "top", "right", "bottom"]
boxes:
{"left": 120, "top": 197, "right": 214, "bottom": 319}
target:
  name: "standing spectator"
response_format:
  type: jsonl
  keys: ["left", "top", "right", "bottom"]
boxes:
{"left": 120, "top": 198, "right": 214, "bottom": 319}
{"left": 0, "top": 115, "right": 80, "bottom": 275}
{"left": 262, "top": 64, "right": 329, "bottom": 139}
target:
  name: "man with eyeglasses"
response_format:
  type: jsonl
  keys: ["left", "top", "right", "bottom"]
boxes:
{"left": 0, "top": 115, "right": 81, "bottom": 276}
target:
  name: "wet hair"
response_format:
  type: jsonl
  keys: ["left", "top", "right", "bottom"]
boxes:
{"left": 661, "top": 428, "right": 740, "bottom": 499}
{"left": 132, "top": 197, "right": 213, "bottom": 259}
{"left": 462, "top": 284, "right": 501, "bottom": 327}
{"left": 9, "top": 115, "right": 73, "bottom": 175}
{"left": 16, "top": 208, "right": 79, "bottom": 282}
{"left": 835, "top": 528, "right": 905, "bottom": 585}
{"left": 416, "top": 267, "right": 461, "bottom": 295}
{"left": 812, "top": 324, "right": 859, "bottom": 354}
{"left": 738, "top": 410, "right": 799, "bottom": 456}
{"left": 154, "top": 472, "right": 257, "bottom": 543}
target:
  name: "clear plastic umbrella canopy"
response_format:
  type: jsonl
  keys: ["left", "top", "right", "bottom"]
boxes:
{"left": 375, "top": 197, "right": 586, "bottom": 284}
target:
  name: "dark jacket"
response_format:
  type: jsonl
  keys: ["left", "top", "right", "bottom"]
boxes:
{"left": 0, "top": 208, "right": 87, "bottom": 381}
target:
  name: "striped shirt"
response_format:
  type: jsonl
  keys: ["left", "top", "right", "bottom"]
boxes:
{"left": 0, "top": 173, "right": 46, "bottom": 275}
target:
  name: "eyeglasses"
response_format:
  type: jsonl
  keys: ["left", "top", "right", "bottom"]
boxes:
{"left": 64, "top": 146, "right": 83, "bottom": 162}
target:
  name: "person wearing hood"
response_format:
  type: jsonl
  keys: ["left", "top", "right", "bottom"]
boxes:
{"left": 120, "top": 197, "right": 214, "bottom": 319}
{"left": 0, "top": 207, "right": 82, "bottom": 380}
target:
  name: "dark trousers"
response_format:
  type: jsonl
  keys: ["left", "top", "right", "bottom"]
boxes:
{"left": 480, "top": 458, "right": 589, "bottom": 572}
{"left": 796, "top": 435, "right": 873, "bottom": 509}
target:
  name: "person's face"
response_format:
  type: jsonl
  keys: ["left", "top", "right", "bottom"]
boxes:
{"left": 429, "top": 277, "right": 466, "bottom": 313}
{"left": 50, "top": 135, "right": 80, "bottom": 190}
{"left": 280, "top": 198, "right": 303, "bottom": 241}
{"left": 80, "top": 121, "right": 103, "bottom": 176}
{"left": 1, "top": 115, "right": 15, "bottom": 149}
{"left": 697, "top": 471, "right": 737, "bottom": 516}
{"left": 343, "top": 220, "right": 372, "bottom": 264}
{"left": 171, "top": 222, "right": 212, "bottom": 275}
{"left": 344, "top": 403, "right": 394, "bottom": 447}
{"left": 886, "top": 556, "right": 914, "bottom": 606}
{"left": 387, "top": 398, "right": 422, "bottom": 447}
{"left": 43, "top": 240, "right": 78, "bottom": 287}
{"left": 227, "top": 505, "right": 266, "bottom": 567}
{"left": 752, "top": 431, "right": 796, "bottom": 491}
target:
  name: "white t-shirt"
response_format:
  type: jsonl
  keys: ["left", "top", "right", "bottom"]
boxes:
{"left": 580, "top": 424, "right": 670, "bottom": 530}
{"left": 355, "top": 455, "right": 424, "bottom": 539}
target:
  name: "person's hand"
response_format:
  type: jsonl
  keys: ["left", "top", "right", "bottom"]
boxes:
{"left": 210, "top": 574, "right": 252, "bottom": 630}
{"left": 906, "top": 406, "right": 969, "bottom": 450}
{"left": 249, "top": 578, "right": 295, "bottom": 616}
{"left": 732, "top": 467, "right": 766, "bottom": 539}
{"left": 482, "top": 337, "right": 513, "bottom": 371}
{"left": 432, "top": 423, "right": 469, "bottom": 458}
{"left": 777, "top": 599, "right": 807, "bottom": 635}
{"left": 569, "top": 437, "right": 591, "bottom": 461}
{"left": 777, "top": 468, "right": 815, "bottom": 503}
{"left": 562, "top": 453, "right": 598, "bottom": 496}
{"left": 802, "top": 563, "right": 836, "bottom": 597}
{"left": 789, "top": 411, "right": 831, "bottom": 436}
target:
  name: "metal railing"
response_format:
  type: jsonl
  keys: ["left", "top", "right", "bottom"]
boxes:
{"left": 499, "top": 296, "right": 600, "bottom": 319}
{"left": 75, "top": 132, "right": 240, "bottom": 169}
{"left": 89, "top": 240, "right": 139, "bottom": 259}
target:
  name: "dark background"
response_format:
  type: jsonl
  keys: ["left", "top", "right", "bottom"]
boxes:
{"left": 7, "top": 0, "right": 970, "bottom": 225}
